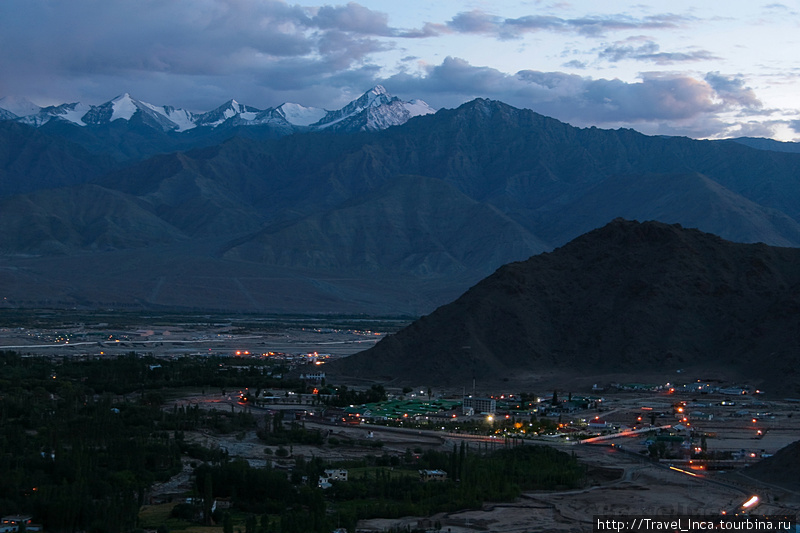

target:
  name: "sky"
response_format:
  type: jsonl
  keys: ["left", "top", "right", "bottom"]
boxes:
{"left": 1, "top": 0, "right": 799, "bottom": 140}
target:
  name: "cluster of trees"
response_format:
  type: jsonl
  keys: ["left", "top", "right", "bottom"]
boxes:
{"left": 0, "top": 352, "right": 183, "bottom": 532}
{"left": 0, "top": 350, "right": 271, "bottom": 531}
{"left": 183, "top": 441, "right": 584, "bottom": 532}
{"left": 193, "top": 458, "right": 329, "bottom": 533}
{"left": 48, "top": 352, "right": 301, "bottom": 396}
{"left": 327, "top": 384, "right": 388, "bottom": 407}
{"left": 256, "top": 411, "right": 324, "bottom": 446}
{"left": 161, "top": 403, "right": 257, "bottom": 435}
{"left": 330, "top": 443, "right": 584, "bottom": 524}
{"left": 0, "top": 348, "right": 586, "bottom": 532}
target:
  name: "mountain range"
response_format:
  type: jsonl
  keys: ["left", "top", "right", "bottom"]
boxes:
{"left": 326, "top": 219, "right": 800, "bottom": 394}
{"left": 1, "top": 88, "right": 800, "bottom": 314}
{"left": 0, "top": 85, "right": 434, "bottom": 135}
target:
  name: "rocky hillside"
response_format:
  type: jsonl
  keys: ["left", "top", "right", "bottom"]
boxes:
{"left": 326, "top": 219, "right": 800, "bottom": 393}
{"left": 740, "top": 440, "right": 800, "bottom": 491}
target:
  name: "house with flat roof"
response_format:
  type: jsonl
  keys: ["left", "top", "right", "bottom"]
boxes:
{"left": 318, "top": 468, "right": 349, "bottom": 489}
{"left": 419, "top": 469, "right": 448, "bottom": 482}
{"left": 462, "top": 396, "right": 496, "bottom": 415}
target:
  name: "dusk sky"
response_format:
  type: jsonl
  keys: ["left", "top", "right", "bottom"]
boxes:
{"left": 1, "top": 0, "right": 799, "bottom": 140}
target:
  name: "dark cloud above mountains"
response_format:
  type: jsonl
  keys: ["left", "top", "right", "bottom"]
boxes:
{"left": 0, "top": 0, "right": 384, "bottom": 75}
{"left": 312, "top": 2, "right": 393, "bottom": 35}
{"left": 599, "top": 38, "right": 719, "bottom": 65}
{"left": 443, "top": 10, "right": 690, "bottom": 38}
{"left": 388, "top": 57, "right": 764, "bottom": 138}
{"left": 0, "top": 1, "right": 701, "bottom": 103}
{"left": 0, "top": 0, "right": 402, "bottom": 107}
{"left": 0, "top": 0, "right": 790, "bottom": 139}
{"left": 704, "top": 72, "right": 763, "bottom": 109}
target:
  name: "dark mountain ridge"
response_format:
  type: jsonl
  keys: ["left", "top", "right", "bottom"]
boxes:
{"left": 0, "top": 121, "right": 118, "bottom": 196}
{"left": 2, "top": 98, "right": 800, "bottom": 313}
{"left": 739, "top": 440, "right": 800, "bottom": 491}
{"left": 91, "top": 99, "right": 800, "bottom": 243}
{"left": 326, "top": 219, "right": 800, "bottom": 393}
{"left": 0, "top": 87, "right": 435, "bottom": 163}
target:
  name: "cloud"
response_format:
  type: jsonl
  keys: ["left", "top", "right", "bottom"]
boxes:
{"left": 724, "top": 120, "right": 784, "bottom": 139}
{"left": 788, "top": 119, "right": 800, "bottom": 134}
{"left": 312, "top": 2, "right": 393, "bottom": 35}
{"left": 599, "top": 38, "right": 718, "bottom": 65}
{"left": 0, "top": 0, "right": 435, "bottom": 79}
{"left": 446, "top": 10, "right": 505, "bottom": 34}
{"left": 704, "top": 72, "right": 762, "bottom": 109}
{"left": 443, "top": 9, "right": 692, "bottom": 39}
{"left": 0, "top": 1, "right": 787, "bottom": 140}
{"left": 566, "top": 13, "right": 690, "bottom": 37}
{"left": 387, "top": 57, "right": 767, "bottom": 138}
{"left": 562, "top": 60, "right": 588, "bottom": 69}
{"left": 0, "top": 0, "right": 407, "bottom": 108}
{"left": 398, "top": 22, "right": 448, "bottom": 38}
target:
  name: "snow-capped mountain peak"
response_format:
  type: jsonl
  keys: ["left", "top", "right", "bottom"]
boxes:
{"left": 273, "top": 102, "right": 328, "bottom": 127}
{"left": 193, "top": 99, "right": 263, "bottom": 127}
{"left": 110, "top": 93, "right": 139, "bottom": 121}
{"left": 312, "top": 86, "right": 435, "bottom": 131}
{"left": 44, "top": 102, "right": 92, "bottom": 126}
{"left": 404, "top": 99, "right": 436, "bottom": 118}
{"left": 0, "top": 95, "right": 42, "bottom": 117}
{"left": 157, "top": 105, "right": 197, "bottom": 132}
{"left": 369, "top": 84, "right": 389, "bottom": 98}
{"left": 1, "top": 86, "right": 437, "bottom": 133}
{"left": 79, "top": 93, "right": 174, "bottom": 131}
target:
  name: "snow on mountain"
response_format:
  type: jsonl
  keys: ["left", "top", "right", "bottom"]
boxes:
{"left": 13, "top": 102, "right": 92, "bottom": 127}
{"left": 312, "top": 86, "right": 435, "bottom": 131}
{"left": 313, "top": 85, "right": 394, "bottom": 129}
{"left": 1, "top": 86, "right": 437, "bottom": 133}
{"left": 135, "top": 99, "right": 197, "bottom": 132}
{"left": 81, "top": 95, "right": 139, "bottom": 125}
{"left": 157, "top": 106, "right": 197, "bottom": 132}
{"left": 273, "top": 102, "right": 328, "bottom": 127}
{"left": 0, "top": 96, "right": 41, "bottom": 117}
{"left": 110, "top": 93, "right": 138, "bottom": 121}
{"left": 404, "top": 99, "right": 436, "bottom": 118}
{"left": 43, "top": 102, "right": 91, "bottom": 126}
{"left": 194, "top": 99, "right": 263, "bottom": 127}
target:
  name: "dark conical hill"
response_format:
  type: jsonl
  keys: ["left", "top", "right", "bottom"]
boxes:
{"left": 739, "top": 440, "right": 800, "bottom": 491}
{"left": 326, "top": 219, "right": 800, "bottom": 393}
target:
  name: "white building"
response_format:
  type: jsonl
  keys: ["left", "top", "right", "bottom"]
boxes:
{"left": 318, "top": 468, "right": 348, "bottom": 488}
{"left": 419, "top": 469, "right": 448, "bottom": 482}
{"left": 462, "top": 396, "right": 496, "bottom": 415}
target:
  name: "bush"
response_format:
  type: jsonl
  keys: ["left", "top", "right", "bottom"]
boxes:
{"left": 170, "top": 502, "right": 197, "bottom": 520}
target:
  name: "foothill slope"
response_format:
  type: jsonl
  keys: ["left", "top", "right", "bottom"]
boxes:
{"left": 327, "top": 219, "right": 800, "bottom": 394}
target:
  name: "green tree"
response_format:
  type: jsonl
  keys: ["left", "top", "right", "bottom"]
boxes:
{"left": 203, "top": 473, "right": 213, "bottom": 525}
{"left": 245, "top": 514, "right": 257, "bottom": 533}
{"left": 223, "top": 512, "right": 233, "bottom": 533}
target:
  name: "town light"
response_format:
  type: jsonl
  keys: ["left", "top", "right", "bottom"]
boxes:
{"left": 742, "top": 496, "right": 759, "bottom": 509}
